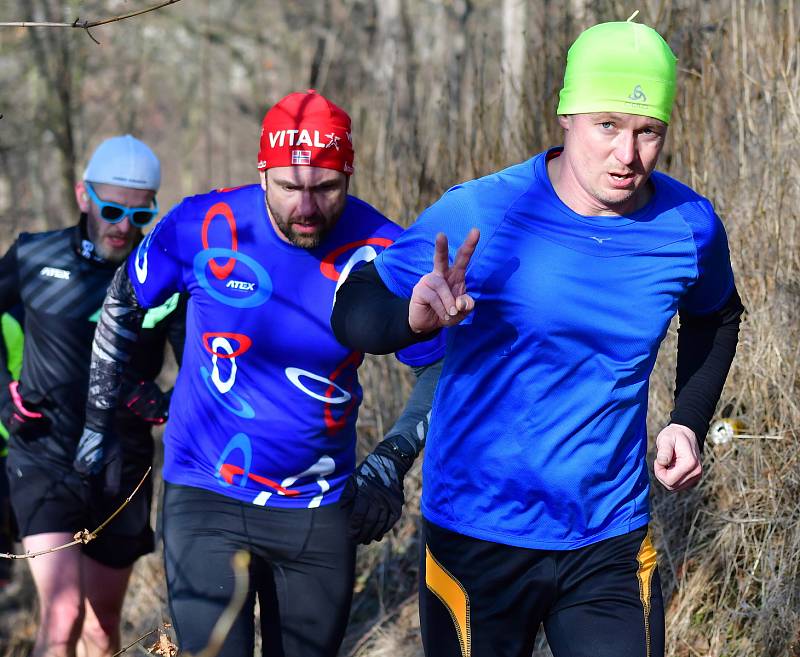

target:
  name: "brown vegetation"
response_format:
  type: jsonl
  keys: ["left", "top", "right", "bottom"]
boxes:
{"left": 1, "top": 0, "right": 799, "bottom": 655}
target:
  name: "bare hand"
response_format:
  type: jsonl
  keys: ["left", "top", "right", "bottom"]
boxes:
{"left": 408, "top": 228, "right": 480, "bottom": 333}
{"left": 653, "top": 424, "right": 702, "bottom": 491}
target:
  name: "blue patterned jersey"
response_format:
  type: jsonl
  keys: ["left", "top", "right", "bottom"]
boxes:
{"left": 374, "top": 149, "right": 735, "bottom": 549}
{"left": 129, "top": 184, "right": 444, "bottom": 508}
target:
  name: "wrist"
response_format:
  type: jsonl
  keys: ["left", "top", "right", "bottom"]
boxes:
{"left": 379, "top": 435, "right": 416, "bottom": 472}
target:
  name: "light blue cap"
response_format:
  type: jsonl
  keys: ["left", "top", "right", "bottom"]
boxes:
{"left": 83, "top": 135, "right": 161, "bottom": 191}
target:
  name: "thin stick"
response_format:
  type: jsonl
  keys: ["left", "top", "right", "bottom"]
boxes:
{"left": 0, "top": 467, "right": 152, "bottom": 560}
{"left": 192, "top": 551, "right": 251, "bottom": 657}
{"left": 0, "top": 0, "right": 184, "bottom": 42}
{"left": 111, "top": 627, "right": 159, "bottom": 657}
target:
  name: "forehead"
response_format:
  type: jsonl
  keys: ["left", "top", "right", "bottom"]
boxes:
{"left": 574, "top": 112, "right": 667, "bottom": 129}
{"left": 91, "top": 182, "right": 155, "bottom": 205}
{"left": 267, "top": 166, "right": 345, "bottom": 187}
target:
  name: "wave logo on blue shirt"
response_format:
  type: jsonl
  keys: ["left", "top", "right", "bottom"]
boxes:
{"left": 320, "top": 237, "right": 393, "bottom": 307}
{"left": 193, "top": 201, "right": 273, "bottom": 308}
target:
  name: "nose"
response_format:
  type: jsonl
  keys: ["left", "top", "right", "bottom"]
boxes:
{"left": 613, "top": 130, "right": 636, "bottom": 167}
{"left": 114, "top": 217, "right": 133, "bottom": 234}
{"left": 297, "top": 191, "right": 318, "bottom": 218}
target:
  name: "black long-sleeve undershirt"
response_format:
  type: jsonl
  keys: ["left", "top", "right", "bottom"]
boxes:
{"left": 670, "top": 288, "right": 744, "bottom": 449}
{"left": 331, "top": 262, "right": 438, "bottom": 354}
{"left": 332, "top": 261, "right": 744, "bottom": 451}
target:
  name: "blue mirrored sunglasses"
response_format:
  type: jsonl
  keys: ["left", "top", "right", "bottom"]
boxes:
{"left": 84, "top": 182, "right": 159, "bottom": 227}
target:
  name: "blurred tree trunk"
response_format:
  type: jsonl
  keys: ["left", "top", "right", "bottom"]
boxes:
{"left": 23, "top": 0, "right": 84, "bottom": 220}
{"left": 502, "top": 0, "right": 526, "bottom": 147}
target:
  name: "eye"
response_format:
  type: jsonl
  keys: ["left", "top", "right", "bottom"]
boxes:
{"left": 600, "top": 121, "right": 614, "bottom": 130}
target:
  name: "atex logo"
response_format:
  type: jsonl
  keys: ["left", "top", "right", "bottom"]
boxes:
{"left": 225, "top": 279, "right": 256, "bottom": 291}
{"left": 39, "top": 266, "right": 70, "bottom": 280}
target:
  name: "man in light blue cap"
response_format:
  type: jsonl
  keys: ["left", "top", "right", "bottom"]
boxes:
{"left": 0, "top": 135, "right": 184, "bottom": 657}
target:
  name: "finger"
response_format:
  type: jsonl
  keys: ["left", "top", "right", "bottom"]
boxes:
{"left": 432, "top": 233, "right": 450, "bottom": 276}
{"left": 454, "top": 294, "right": 475, "bottom": 315}
{"left": 417, "top": 279, "right": 455, "bottom": 321}
{"left": 365, "top": 505, "right": 390, "bottom": 544}
{"left": 451, "top": 228, "right": 481, "bottom": 273}
{"left": 655, "top": 434, "right": 675, "bottom": 467}
{"left": 358, "top": 503, "right": 386, "bottom": 545}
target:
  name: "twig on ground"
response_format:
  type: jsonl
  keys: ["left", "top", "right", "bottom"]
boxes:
{"left": 0, "top": 467, "right": 152, "bottom": 560}
{"left": 111, "top": 627, "right": 160, "bottom": 657}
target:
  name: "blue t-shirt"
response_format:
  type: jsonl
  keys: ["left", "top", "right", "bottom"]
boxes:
{"left": 374, "top": 149, "right": 734, "bottom": 549}
{"left": 129, "top": 184, "right": 444, "bottom": 508}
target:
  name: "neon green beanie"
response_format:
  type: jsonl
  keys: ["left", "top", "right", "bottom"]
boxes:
{"left": 557, "top": 20, "right": 678, "bottom": 124}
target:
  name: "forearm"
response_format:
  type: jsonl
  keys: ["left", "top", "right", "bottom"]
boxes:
{"left": 670, "top": 288, "right": 745, "bottom": 450}
{"left": 383, "top": 358, "right": 443, "bottom": 459}
{"left": 331, "top": 262, "right": 439, "bottom": 354}
{"left": 86, "top": 265, "right": 145, "bottom": 433}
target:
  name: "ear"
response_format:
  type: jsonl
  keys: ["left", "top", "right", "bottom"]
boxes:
{"left": 557, "top": 115, "right": 570, "bottom": 131}
{"left": 259, "top": 170, "right": 267, "bottom": 192}
{"left": 75, "top": 181, "right": 90, "bottom": 213}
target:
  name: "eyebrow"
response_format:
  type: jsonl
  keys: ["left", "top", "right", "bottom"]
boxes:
{"left": 272, "top": 178, "right": 341, "bottom": 189}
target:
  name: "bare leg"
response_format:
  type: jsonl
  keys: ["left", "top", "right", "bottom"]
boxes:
{"left": 23, "top": 533, "right": 85, "bottom": 657}
{"left": 77, "top": 555, "right": 132, "bottom": 657}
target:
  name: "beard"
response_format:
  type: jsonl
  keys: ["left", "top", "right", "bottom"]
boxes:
{"left": 266, "top": 195, "right": 333, "bottom": 249}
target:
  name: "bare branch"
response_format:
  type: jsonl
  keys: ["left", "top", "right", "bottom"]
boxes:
{"left": 0, "top": 467, "right": 152, "bottom": 560}
{"left": 0, "top": 0, "right": 184, "bottom": 41}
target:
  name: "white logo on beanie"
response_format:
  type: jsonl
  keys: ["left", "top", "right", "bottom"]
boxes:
{"left": 324, "top": 133, "right": 341, "bottom": 151}
{"left": 268, "top": 129, "right": 330, "bottom": 149}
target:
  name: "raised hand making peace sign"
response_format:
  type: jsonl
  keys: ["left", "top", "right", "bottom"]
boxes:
{"left": 408, "top": 228, "right": 480, "bottom": 334}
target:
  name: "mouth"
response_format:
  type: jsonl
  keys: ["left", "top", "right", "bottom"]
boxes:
{"left": 105, "top": 235, "right": 128, "bottom": 249}
{"left": 607, "top": 172, "right": 636, "bottom": 189}
{"left": 291, "top": 221, "right": 321, "bottom": 235}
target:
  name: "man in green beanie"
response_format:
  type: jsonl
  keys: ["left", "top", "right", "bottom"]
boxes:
{"left": 332, "top": 18, "right": 743, "bottom": 657}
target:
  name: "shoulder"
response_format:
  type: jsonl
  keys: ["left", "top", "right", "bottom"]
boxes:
{"left": 650, "top": 171, "right": 724, "bottom": 250}
{"left": 427, "top": 157, "right": 538, "bottom": 227}
{"left": 15, "top": 226, "right": 74, "bottom": 258}
{"left": 171, "top": 183, "right": 262, "bottom": 218}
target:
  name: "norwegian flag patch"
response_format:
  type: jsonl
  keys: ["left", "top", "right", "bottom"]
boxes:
{"left": 291, "top": 150, "right": 312, "bottom": 165}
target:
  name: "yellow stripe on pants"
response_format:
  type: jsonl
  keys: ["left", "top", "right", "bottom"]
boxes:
{"left": 426, "top": 545, "right": 471, "bottom": 657}
{"left": 636, "top": 531, "right": 657, "bottom": 657}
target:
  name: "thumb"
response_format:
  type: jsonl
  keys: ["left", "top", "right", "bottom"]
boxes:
{"left": 655, "top": 432, "right": 675, "bottom": 467}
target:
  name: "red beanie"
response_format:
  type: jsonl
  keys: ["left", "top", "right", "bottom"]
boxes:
{"left": 257, "top": 90, "right": 354, "bottom": 176}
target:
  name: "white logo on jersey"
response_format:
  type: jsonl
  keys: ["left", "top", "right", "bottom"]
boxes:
{"left": 39, "top": 266, "right": 70, "bottom": 280}
{"left": 134, "top": 230, "right": 155, "bottom": 283}
{"left": 211, "top": 337, "right": 238, "bottom": 394}
{"left": 225, "top": 280, "right": 256, "bottom": 291}
{"left": 332, "top": 245, "right": 379, "bottom": 308}
{"left": 589, "top": 236, "right": 611, "bottom": 244}
{"left": 252, "top": 455, "right": 336, "bottom": 509}
{"left": 284, "top": 367, "right": 352, "bottom": 404}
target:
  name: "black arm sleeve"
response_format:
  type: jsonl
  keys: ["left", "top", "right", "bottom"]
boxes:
{"left": 670, "top": 287, "right": 745, "bottom": 451}
{"left": 85, "top": 265, "right": 145, "bottom": 433}
{"left": 0, "top": 243, "right": 21, "bottom": 399}
{"left": 331, "top": 261, "right": 440, "bottom": 354}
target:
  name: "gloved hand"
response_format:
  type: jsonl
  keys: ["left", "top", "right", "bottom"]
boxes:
{"left": 74, "top": 427, "right": 122, "bottom": 497}
{"left": 340, "top": 436, "right": 416, "bottom": 544}
{"left": 122, "top": 380, "right": 171, "bottom": 425}
{"left": 0, "top": 381, "right": 50, "bottom": 439}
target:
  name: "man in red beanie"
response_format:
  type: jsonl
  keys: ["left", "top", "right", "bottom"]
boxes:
{"left": 77, "top": 90, "right": 444, "bottom": 656}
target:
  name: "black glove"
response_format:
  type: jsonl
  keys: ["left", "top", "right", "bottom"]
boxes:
{"left": 74, "top": 427, "right": 122, "bottom": 497}
{"left": 340, "top": 437, "right": 416, "bottom": 545}
{"left": 122, "top": 380, "right": 171, "bottom": 425}
{"left": 0, "top": 381, "right": 50, "bottom": 439}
